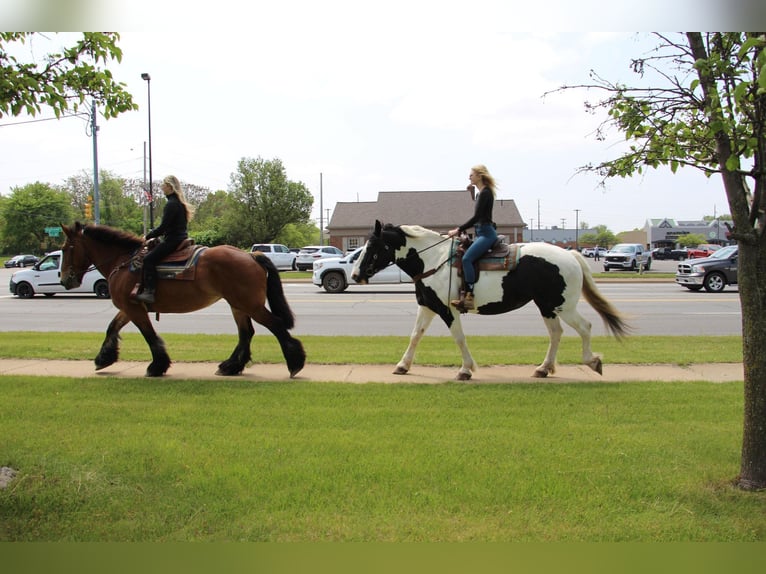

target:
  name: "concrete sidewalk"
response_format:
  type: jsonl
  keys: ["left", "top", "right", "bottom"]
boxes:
{"left": 0, "top": 359, "right": 743, "bottom": 384}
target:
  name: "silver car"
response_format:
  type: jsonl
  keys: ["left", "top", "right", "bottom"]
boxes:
{"left": 295, "top": 245, "right": 344, "bottom": 271}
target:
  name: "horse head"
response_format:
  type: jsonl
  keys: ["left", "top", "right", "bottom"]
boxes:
{"left": 60, "top": 222, "right": 90, "bottom": 290}
{"left": 352, "top": 220, "right": 404, "bottom": 284}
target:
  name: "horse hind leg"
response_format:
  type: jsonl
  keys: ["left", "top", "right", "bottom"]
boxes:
{"left": 535, "top": 316, "right": 564, "bottom": 377}
{"left": 559, "top": 309, "right": 603, "bottom": 375}
{"left": 217, "top": 309, "right": 254, "bottom": 376}
{"left": 250, "top": 307, "right": 306, "bottom": 378}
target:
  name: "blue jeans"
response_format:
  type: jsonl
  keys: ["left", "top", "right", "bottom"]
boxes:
{"left": 462, "top": 224, "right": 497, "bottom": 289}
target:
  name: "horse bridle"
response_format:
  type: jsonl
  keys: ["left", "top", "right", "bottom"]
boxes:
{"left": 62, "top": 228, "right": 131, "bottom": 284}
{"left": 366, "top": 233, "right": 455, "bottom": 283}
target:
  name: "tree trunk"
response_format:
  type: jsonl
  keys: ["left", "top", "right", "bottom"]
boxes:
{"left": 737, "top": 241, "right": 766, "bottom": 489}
{"left": 687, "top": 32, "right": 766, "bottom": 489}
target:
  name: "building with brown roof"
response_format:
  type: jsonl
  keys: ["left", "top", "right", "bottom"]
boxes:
{"left": 326, "top": 190, "right": 525, "bottom": 252}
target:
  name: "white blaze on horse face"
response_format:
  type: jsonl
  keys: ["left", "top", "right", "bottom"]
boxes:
{"left": 350, "top": 245, "right": 368, "bottom": 283}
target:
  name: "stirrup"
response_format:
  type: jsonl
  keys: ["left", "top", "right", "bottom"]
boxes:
{"left": 450, "top": 291, "right": 474, "bottom": 313}
{"left": 135, "top": 288, "right": 155, "bottom": 304}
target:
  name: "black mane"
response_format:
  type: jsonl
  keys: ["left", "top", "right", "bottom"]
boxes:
{"left": 83, "top": 224, "right": 144, "bottom": 250}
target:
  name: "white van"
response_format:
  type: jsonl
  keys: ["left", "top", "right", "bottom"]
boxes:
{"left": 9, "top": 250, "right": 110, "bottom": 298}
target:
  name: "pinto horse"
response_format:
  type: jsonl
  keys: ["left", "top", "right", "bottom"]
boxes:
{"left": 352, "top": 220, "right": 630, "bottom": 380}
{"left": 60, "top": 222, "right": 306, "bottom": 378}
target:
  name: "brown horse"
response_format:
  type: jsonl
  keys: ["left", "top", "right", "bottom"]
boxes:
{"left": 60, "top": 222, "right": 306, "bottom": 378}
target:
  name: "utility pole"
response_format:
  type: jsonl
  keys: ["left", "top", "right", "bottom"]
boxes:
{"left": 574, "top": 209, "right": 580, "bottom": 251}
{"left": 91, "top": 101, "right": 100, "bottom": 224}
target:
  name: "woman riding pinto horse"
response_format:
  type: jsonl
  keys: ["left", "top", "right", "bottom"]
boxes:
{"left": 352, "top": 220, "right": 630, "bottom": 380}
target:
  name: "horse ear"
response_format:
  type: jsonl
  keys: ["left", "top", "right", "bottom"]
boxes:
{"left": 374, "top": 220, "right": 382, "bottom": 237}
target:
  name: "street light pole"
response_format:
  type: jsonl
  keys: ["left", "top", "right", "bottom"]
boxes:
{"left": 141, "top": 72, "right": 154, "bottom": 229}
{"left": 574, "top": 209, "right": 580, "bottom": 251}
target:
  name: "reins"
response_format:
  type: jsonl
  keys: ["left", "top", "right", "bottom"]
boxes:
{"left": 393, "top": 234, "right": 457, "bottom": 284}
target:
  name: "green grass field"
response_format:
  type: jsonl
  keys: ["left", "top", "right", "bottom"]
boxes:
{"left": 1, "top": 333, "right": 762, "bottom": 542}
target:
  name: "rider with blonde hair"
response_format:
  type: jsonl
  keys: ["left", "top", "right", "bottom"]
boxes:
{"left": 447, "top": 164, "right": 497, "bottom": 311}
{"left": 135, "top": 175, "right": 194, "bottom": 304}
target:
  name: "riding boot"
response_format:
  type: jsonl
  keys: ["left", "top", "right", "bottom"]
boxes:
{"left": 450, "top": 286, "right": 475, "bottom": 313}
{"left": 135, "top": 269, "right": 156, "bottom": 304}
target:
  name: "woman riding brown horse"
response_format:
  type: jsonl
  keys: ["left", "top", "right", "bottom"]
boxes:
{"left": 60, "top": 221, "right": 306, "bottom": 378}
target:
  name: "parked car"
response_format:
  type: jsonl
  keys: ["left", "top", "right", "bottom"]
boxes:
{"left": 675, "top": 244, "right": 738, "bottom": 292}
{"left": 312, "top": 247, "right": 412, "bottom": 293}
{"left": 650, "top": 247, "right": 688, "bottom": 261}
{"left": 249, "top": 243, "right": 297, "bottom": 270}
{"left": 4, "top": 254, "right": 40, "bottom": 268}
{"left": 9, "top": 250, "right": 110, "bottom": 298}
{"left": 687, "top": 243, "right": 721, "bottom": 259}
{"left": 295, "top": 245, "right": 344, "bottom": 271}
{"left": 603, "top": 243, "right": 652, "bottom": 272}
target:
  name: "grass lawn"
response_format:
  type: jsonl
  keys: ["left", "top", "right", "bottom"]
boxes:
{"left": 0, "top": 333, "right": 761, "bottom": 542}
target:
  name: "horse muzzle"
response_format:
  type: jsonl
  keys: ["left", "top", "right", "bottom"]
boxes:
{"left": 61, "top": 268, "right": 82, "bottom": 290}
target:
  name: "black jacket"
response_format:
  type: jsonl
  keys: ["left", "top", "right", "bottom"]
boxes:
{"left": 458, "top": 186, "right": 494, "bottom": 233}
{"left": 146, "top": 194, "right": 188, "bottom": 242}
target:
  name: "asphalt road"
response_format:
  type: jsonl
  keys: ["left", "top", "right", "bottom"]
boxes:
{"left": 1, "top": 259, "right": 742, "bottom": 337}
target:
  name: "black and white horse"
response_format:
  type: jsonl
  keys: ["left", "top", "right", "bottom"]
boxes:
{"left": 352, "top": 220, "right": 630, "bottom": 380}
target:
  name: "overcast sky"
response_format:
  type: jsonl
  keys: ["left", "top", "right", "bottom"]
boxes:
{"left": 1, "top": 3, "right": 753, "bottom": 233}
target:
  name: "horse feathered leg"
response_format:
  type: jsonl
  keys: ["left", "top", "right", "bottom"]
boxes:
{"left": 128, "top": 311, "right": 171, "bottom": 377}
{"left": 217, "top": 309, "right": 254, "bottom": 376}
{"left": 95, "top": 310, "right": 131, "bottom": 370}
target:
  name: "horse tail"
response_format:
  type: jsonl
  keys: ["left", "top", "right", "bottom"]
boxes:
{"left": 573, "top": 251, "right": 632, "bottom": 340}
{"left": 251, "top": 253, "right": 296, "bottom": 330}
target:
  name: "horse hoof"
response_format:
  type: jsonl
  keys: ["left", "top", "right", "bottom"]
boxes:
{"left": 289, "top": 366, "right": 303, "bottom": 378}
{"left": 393, "top": 366, "right": 408, "bottom": 375}
{"left": 456, "top": 372, "right": 472, "bottom": 381}
{"left": 589, "top": 358, "right": 603, "bottom": 375}
{"left": 533, "top": 370, "right": 549, "bottom": 378}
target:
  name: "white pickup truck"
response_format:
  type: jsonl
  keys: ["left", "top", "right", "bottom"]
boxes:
{"left": 602, "top": 243, "right": 652, "bottom": 272}
{"left": 9, "top": 250, "right": 110, "bottom": 298}
{"left": 312, "top": 247, "right": 412, "bottom": 293}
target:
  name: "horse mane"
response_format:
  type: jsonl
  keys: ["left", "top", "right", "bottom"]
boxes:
{"left": 83, "top": 224, "right": 144, "bottom": 250}
{"left": 398, "top": 224, "right": 442, "bottom": 239}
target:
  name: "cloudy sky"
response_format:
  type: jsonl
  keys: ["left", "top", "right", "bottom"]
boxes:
{"left": 0, "top": 2, "right": 751, "bottom": 233}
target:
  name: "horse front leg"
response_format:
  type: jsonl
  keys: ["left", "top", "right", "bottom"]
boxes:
{"left": 95, "top": 311, "right": 131, "bottom": 370}
{"left": 535, "top": 317, "right": 564, "bottom": 377}
{"left": 394, "top": 305, "right": 436, "bottom": 375}
{"left": 217, "top": 309, "right": 254, "bottom": 376}
{"left": 130, "top": 311, "right": 171, "bottom": 377}
{"left": 447, "top": 312, "right": 478, "bottom": 381}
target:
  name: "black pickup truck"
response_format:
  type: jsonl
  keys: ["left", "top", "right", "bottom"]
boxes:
{"left": 650, "top": 247, "right": 688, "bottom": 261}
{"left": 675, "top": 244, "right": 738, "bottom": 292}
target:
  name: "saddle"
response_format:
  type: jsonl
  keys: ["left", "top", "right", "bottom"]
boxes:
{"left": 130, "top": 238, "right": 207, "bottom": 281}
{"left": 452, "top": 235, "right": 522, "bottom": 282}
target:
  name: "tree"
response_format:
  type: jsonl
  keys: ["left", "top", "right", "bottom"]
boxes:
{"left": 577, "top": 225, "right": 617, "bottom": 248}
{"left": 677, "top": 233, "right": 707, "bottom": 248}
{"left": 275, "top": 222, "right": 322, "bottom": 248}
{"left": 0, "top": 32, "right": 136, "bottom": 119}
{"left": 551, "top": 33, "right": 766, "bottom": 489}
{"left": 0, "top": 182, "right": 73, "bottom": 253}
{"left": 227, "top": 157, "right": 314, "bottom": 247}
{"left": 189, "top": 190, "right": 233, "bottom": 246}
